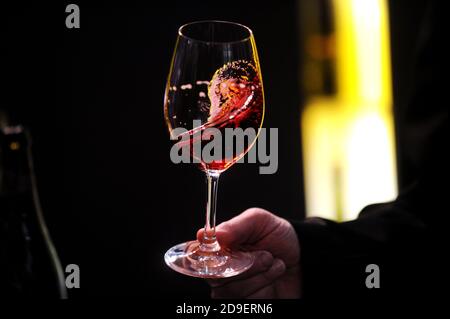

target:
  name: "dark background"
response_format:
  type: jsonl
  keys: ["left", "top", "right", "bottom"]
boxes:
{"left": 2, "top": 0, "right": 427, "bottom": 297}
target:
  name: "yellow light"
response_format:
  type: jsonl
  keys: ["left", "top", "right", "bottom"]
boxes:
{"left": 302, "top": 98, "right": 341, "bottom": 220}
{"left": 10, "top": 141, "right": 20, "bottom": 151}
{"left": 342, "top": 111, "right": 397, "bottom": 219}
{"left": 301, "top": 0, "right": 397, "bottom": 221}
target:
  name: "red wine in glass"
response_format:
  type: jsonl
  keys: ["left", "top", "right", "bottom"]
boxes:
{"left": 164, "top": 21, "right": 265, "bottom": 278}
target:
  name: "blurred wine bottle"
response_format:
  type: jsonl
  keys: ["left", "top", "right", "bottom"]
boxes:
{"left": 0, "top": 113, "right": 67, "bottom": 298}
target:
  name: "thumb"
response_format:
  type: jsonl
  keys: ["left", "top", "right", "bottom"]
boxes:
{"left": 196, "top": 208, "right": 277, "bottom": 248}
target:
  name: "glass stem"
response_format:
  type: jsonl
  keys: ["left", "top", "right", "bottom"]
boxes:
{"left": 200, "top": 171, "right": 221, "bottom": 252}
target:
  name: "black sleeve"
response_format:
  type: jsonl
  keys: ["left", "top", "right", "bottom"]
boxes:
{"left": 292, "top": 0, "right": 447, "bottom": 299}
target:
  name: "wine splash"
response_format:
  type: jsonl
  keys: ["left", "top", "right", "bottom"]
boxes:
{"left": 207, "top": 60, "right": 263, "bottom": 129}
{"left": 172, "top": 60, "right": 264, "bottom": 172}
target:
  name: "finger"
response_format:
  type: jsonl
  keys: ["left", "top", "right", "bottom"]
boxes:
{"left": 197, "top": 208, "right": 277, "bottom": 248}
{"left": 207, "top": 250, "right": 274, "bottom": 288}
{"left": 216, "top": 208, "right": 275, "bottom": 247}
{"left": 211, "top": 259, "right": 286, "bottom": 299}
{"left": 246, "top": 285, "right": 276, "bottom": 299}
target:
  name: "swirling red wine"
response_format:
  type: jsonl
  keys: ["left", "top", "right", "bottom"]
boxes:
{"left": 169, "top": 60, "right": 263, "bottom": 172}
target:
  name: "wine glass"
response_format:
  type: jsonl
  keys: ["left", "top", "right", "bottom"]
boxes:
{"left": 163, "top": 21, "right": 265, "bottom": 278}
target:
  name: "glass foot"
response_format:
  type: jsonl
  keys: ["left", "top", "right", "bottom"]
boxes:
{"left": 164, "top": 240, "right": 254, "bottom": 278}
